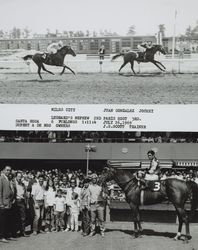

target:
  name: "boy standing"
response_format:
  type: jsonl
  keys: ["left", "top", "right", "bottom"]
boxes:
{"left": 53, "top": 189, "right": 66, "bottom": 232}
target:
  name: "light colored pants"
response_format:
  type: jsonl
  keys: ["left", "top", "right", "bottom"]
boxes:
{"left": 145, "top": 174, "right": 158, "bottom": 181}
{"left": 70, "top": 212, "right": 79, "bottom": 231}
{"left": 46, "top": 48, "right": 57, "bottom": 54}
{"left": 90, "top": 203, "right": 105, "bottom": 233}
{"left": 33, "top": 200, "right": 44, "bottom": 232}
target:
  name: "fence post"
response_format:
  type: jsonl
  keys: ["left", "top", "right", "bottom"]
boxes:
{"left": 99, "top": 60, "right": 103, "bottom": 73}
{"left": 178, "top": 59, "right": 181, "bottom": 74}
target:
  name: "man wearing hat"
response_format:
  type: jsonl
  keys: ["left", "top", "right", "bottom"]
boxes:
{"left": 88, "top": 174, "right": 106, "bottom": 237}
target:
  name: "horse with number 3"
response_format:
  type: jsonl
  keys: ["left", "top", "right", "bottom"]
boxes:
{"left": 100, "top": 164, "right": 198, "bottom": 243}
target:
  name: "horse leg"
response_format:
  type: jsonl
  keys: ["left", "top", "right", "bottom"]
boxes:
{"left": 118, "top": 61, "right": 128, "bottom": 73}
{"left": 41, "top": 64, "right": 54, "bottom": 75}
{"left": 151, "top": 61, "right": 165, "bottom": 72}
{"left": 174, "top": 206, "right": 191, "bottom": 242}
{"left": 60, "top": 66, "right": 66, "bottom": 75}
{"left": 37, "top": 65, "right": 42, "bottom": 80}
{"left": 129, "top": 202, "right": 142, "bottom": 238}
{"left": 130, "top": 61, "right": 136, "bottom": 75}
{"left": 136, "top": 207, "right": 143, "bottom": 236}
{"left": 61, "top": 64, "right": 75, "bottom": 75}
{"left": 154, "top": 60, "right": 166, "bottom": 70}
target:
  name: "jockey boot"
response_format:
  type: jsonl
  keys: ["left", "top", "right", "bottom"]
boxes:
{"left": 140, "top": 179, "right": 148, "bottom": 190}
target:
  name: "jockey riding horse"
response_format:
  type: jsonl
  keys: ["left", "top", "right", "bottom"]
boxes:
{"left": 136, "top": 150, "right": 160, "bottom": 190}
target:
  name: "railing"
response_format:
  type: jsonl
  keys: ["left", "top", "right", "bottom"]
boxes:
{"left": 1, "top": 54, "right": 198, "bottom": 73}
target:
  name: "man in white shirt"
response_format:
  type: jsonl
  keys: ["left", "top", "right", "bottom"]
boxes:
{"left": 31, "top": 175, "right": 45, "bottom": 235}
{"left": 88, "top": 174, "right": 107, "bottom": 237}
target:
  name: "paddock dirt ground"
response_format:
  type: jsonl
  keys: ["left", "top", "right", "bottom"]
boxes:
{"left": 1, "top": 222, "right": 198, "bottom": 250}
{"left": 0, "top": 73, "right": 198, "bottom": 104}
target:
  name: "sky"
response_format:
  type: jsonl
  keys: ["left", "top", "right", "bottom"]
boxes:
{"left": 0, "top": 0, "right": 198, "bottom": 36}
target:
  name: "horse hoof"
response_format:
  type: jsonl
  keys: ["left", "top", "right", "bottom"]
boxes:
{"left": 186, "top": 235, "right": 192, "bottom": 240}
{"left": 132, "top": 233, "right": 139, "bottom": 239}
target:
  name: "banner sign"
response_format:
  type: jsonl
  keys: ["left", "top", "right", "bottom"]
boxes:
{"left": 0, "top": 104, "right": 197, "bottom": 131}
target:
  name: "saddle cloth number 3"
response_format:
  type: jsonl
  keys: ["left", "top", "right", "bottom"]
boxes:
{"left": 153, "top": 181, "right": 160, "bottom": 191}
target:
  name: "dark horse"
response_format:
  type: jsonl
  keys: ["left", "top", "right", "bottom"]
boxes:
{"left": 23, "top": 46, "right": 76, "bottom": 79}
{"left": 100, "top": 166, "right": 198, "bottom": 242}
{"left": 111, "top": 44, "right": 166, "bottom": 74}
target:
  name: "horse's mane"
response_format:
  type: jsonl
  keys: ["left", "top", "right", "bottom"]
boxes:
{"left": 59, "top": 45, "right": 70, "bottom": 52}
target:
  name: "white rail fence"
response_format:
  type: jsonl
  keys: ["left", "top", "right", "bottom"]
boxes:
{"left": 0, "top": 55, "right": 198, "bottom": 74}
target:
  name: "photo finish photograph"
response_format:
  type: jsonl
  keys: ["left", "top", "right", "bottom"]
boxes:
{"left": 0, "top": 0, "right": 198, "bottom": 104}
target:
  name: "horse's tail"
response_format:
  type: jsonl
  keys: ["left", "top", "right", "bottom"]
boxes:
{"left": 111, "top": 53, "right": 125, "bottom": 61}
{"left": 187, "top": 181, "right": 198, "bottom": 220}
{"left": 23, "top": 55, "right": 33, "bottom": 61}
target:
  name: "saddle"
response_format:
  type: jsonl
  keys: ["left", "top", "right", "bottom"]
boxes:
{"left": 136, "top": 51, "right": 148, "bottom": 62}
{"left": 41, "top": 53, "right": 54, "bottom": 64}
{"left": 138, "top": 178, "right": 161, "bottom": 192}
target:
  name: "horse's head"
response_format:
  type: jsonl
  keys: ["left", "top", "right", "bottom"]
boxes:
{"left": 155, "top": 44, "right": 166, "bottom": 55}
{"left": 60, "top": 45, "right": 76, "bottom": 57}
{"left": 100, "top": 166, "right": 115, "bottom": 184}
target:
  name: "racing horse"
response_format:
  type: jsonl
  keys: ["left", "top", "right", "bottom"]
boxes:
{"left": 23, "top": 45, "right": 76, "bottom": 79}
{"left": 111, "top": 44, "right": 166, "bottom": 74}
{"left": 100, "top": 166, "right": 198, "bottom": 242}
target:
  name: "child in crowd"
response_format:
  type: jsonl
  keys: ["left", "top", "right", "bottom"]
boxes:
{"left": 65, "top": 179, "right": 81, "bottom": 232}
{"left": 53, "top": 189, "right": 66, "bottom": 232}
{"left": 67, "top": 191, "right": 80, "bottom": 232}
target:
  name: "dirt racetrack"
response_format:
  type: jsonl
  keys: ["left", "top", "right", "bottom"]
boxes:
{"left": 0, "top": 73, "right": 198, "bottom": 104}
{"left": 1, "top": 222, "right": 198, "bottom": 250}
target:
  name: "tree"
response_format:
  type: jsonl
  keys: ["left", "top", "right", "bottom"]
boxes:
{"left": 0, "top": 30, "right": 4, "bottom": 38}
{"left": 11, "top": 27, "right": 21, "bottom": 39}
{"left": 127, "top": 25, "right": 136, "bottom": 36}
{"left": 86, "top": 30, "right": 90, "bottom": 37}
{"left": 92, "top": 30, "right": 97, "bottom": 37}
{"left": 23, "top": 27, "right": 31, "bottom": 38}
{"left": 185, "top": 25, "right": 193, "bottom": 38}
{"left": 63, "top": 30, "right": 69, "bottom": 37}
{"left": 69, "top": 31, "right": 74, "bottom": 37}
{"left": 192, "top": 20, "right": 198, "bottom": 34}
{"left": 158, "top": 24, "right": 165, "bottom": 37}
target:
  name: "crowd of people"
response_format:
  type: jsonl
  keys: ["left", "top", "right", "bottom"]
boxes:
{"left": 0, "top": 166, "right": 109, "bottom": 244}
{"left": 0, "top": 131, "right": 197, "bottom": 143}
{"left": 1, "top": 162, "right": 198, "bottom": 244}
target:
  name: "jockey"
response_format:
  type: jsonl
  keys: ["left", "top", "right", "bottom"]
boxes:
{"left": 145, "top": 150, "right": 160, "bottom": 181}
{"left": 46, "top": 40, "right": 63, "bottom": 54}
{"left": 136, "top": 150, "right": 160, "bottom": 190}
{"left": 139, "top": 41, "right": 154, "bottom": 60}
